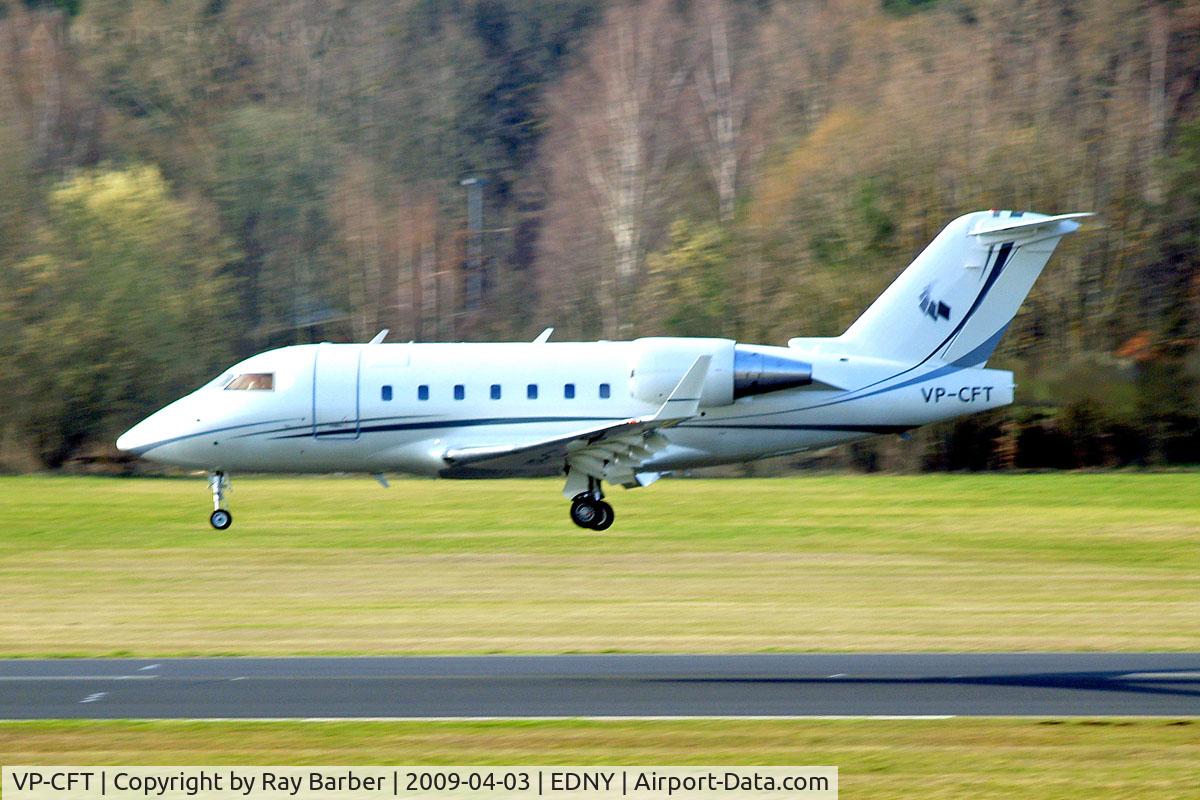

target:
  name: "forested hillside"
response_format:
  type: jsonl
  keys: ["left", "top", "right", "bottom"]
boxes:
{"left": 1, "top": 0, "right": 1198, "bottom": 470}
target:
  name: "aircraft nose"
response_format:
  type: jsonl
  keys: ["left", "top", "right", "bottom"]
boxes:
{"left": 116, "top": 395, "right": 216, "bottom": 465}
{"left": 116, "top": 419, "right": 153, "bottom": 455}
{"left": 117, "top": 405, "right": 184, "bottom": 456}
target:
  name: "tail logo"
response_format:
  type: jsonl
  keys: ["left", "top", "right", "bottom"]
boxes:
{"left": 918, "top": 284, "right": 952, "bottom": 322}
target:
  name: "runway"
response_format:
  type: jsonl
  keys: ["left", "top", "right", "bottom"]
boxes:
{"left": 1, "top": 654, "right": 1197, "bottom": 719}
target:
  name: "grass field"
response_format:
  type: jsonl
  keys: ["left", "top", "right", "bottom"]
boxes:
{"left": 0, "top": 473, "right": 1196, "bottom": 656}
{"left": 1, "top": 719, "right": 1197, "bottom": 799}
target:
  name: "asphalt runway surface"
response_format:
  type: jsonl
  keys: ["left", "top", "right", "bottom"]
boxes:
{"left": 2, "top": 654, "right": 1198, "bottom": 719}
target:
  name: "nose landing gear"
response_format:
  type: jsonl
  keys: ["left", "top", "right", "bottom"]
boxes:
{"left": 569, "top": 477, "right": 614, "bottom": 531}
{"left": 208, "top": 471, "right": 232, "bottom": 530}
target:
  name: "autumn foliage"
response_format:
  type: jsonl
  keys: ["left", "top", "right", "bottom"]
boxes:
{"left": 1, "top": 0, "right": 1199, "bottom": 468}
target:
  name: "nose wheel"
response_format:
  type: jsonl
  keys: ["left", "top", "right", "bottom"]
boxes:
{"left": 570, "top": 478, "right": 614, "bottom": 531}
{"left": 208, "top": 471, "right": 232, "bottom": 530}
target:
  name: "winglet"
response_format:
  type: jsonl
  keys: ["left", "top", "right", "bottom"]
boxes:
{"left": 652, "top": 355, "right": 711, "bottom": 421}
{"left": 533, "top": 327, "right": 554, "bottom": 343}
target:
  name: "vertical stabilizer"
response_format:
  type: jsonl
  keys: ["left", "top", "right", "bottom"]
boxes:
{"left": 838, "top": 210, "right": 1090, "bottom": 368}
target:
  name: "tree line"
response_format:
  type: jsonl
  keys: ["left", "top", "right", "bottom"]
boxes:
{"left": 1, "top": 0, "right": 1198, "bottom": 470}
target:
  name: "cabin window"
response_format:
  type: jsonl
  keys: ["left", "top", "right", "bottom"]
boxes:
{"left": 527, "top": 384, "right": 538, "bottom": 400}
{"left": 564, "top": 383, "right": 575, "bottom": 399}
{"left": 418, "top": 385, "right": 429, "bottom": 401}
{"left": 225, "top": 373, "right": 274, "bottom": 391}
{"left": 490, "top": 384, "right": 501, "bottom": 400}
{"left": 599, "top": 383, "right": 611, "bottom": 399}
{"left": 381, "top": 385, "right": 393, "bottom": 401}
{"left": 454, "top": 384, "right": 465, "bottom": 400}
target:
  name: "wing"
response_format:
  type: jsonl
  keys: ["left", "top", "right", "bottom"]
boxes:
{"left": 441, "top": 356, "right": 711, "bottom": 491}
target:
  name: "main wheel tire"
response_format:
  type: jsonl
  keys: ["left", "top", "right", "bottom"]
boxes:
{"left": 591, "top": 501, "right": 614, "bottom": 531}
{"left": 570, "top": 498, "right": 600, "bottom": 529}
{"left": 209, "top": 509, "right": 232, "bottom": 530}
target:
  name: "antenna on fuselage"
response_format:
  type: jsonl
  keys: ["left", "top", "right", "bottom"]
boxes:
{"left": 367, "top": 329, "right": 389, "bottom": 345}
{"left": 533, "top": 327, "right": 554, "bottom": 343}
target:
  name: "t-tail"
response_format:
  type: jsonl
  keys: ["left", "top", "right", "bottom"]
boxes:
{"left": 835, "top": 210, "right": 1091, "bottom": 368}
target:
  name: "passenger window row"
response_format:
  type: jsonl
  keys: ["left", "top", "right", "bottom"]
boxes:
{"left": 381, "top": 383, "right": 611, "bottom": 402}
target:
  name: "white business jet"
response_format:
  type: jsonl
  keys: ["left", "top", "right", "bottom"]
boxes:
{"left": 117, "top": 210, "right": 1089, "bottom": 530}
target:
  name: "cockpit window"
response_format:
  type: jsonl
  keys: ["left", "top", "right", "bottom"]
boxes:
{"left": 225, "top": 373, "right": 274, "bottom": 391}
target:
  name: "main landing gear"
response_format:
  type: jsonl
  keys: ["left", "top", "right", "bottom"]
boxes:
{"left": 569, "top": 477, "right": 614, "bottom": 531}
{"left": 208, "top": 471, "right": 232, "bottom": 530}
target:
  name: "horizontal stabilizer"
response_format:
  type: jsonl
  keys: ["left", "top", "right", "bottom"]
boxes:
{"left": 970, "top": 212, "right": 1093, "bottom": 241}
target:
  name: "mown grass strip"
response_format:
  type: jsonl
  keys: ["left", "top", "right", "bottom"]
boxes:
{"left": 0, "top": 475, "right": 1196, "bottom": 656}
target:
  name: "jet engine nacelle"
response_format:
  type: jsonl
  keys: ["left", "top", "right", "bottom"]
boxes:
{"left": 629, "top": 337, "right": 737, "bottom": 406}
{"left": 629, "top": 338, "right": 813, "bottom": 407}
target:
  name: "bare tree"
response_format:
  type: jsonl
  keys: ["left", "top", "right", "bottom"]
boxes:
{"left": 686, "top": 0, "right": 754, "bottom": 223}
{"left": 1146, "top": 0, "right": 1171, "bottom": 202}
{"left": 542, "top": 0, "right": 683, "bottom": 338}
{"left": 331, "top": 157, "right": 387, "bottom": 342}
{"left": 405, "top": 193, "right": 443, "bottom": 342}
{"left": 0, "top": 4, "right": 100, "bottom": 170}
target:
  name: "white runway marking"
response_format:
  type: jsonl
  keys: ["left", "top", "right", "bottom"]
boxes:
{"left": 96, "top": 715, "right": 958, "bottom": 722}
{"left": 79, "top": 692, "right": 108, "bottom": 704}
{"left": 1120, "top": 672, "right": 1200, "bottom": 680}
{"left": 0, "top": 676, "right": 156, "bottom": 681}
{"left": 294, "top": 715, "right": 962, "bottom": 722}
{"left": 138, "top": 664, "right": 161, "bottom": 671}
